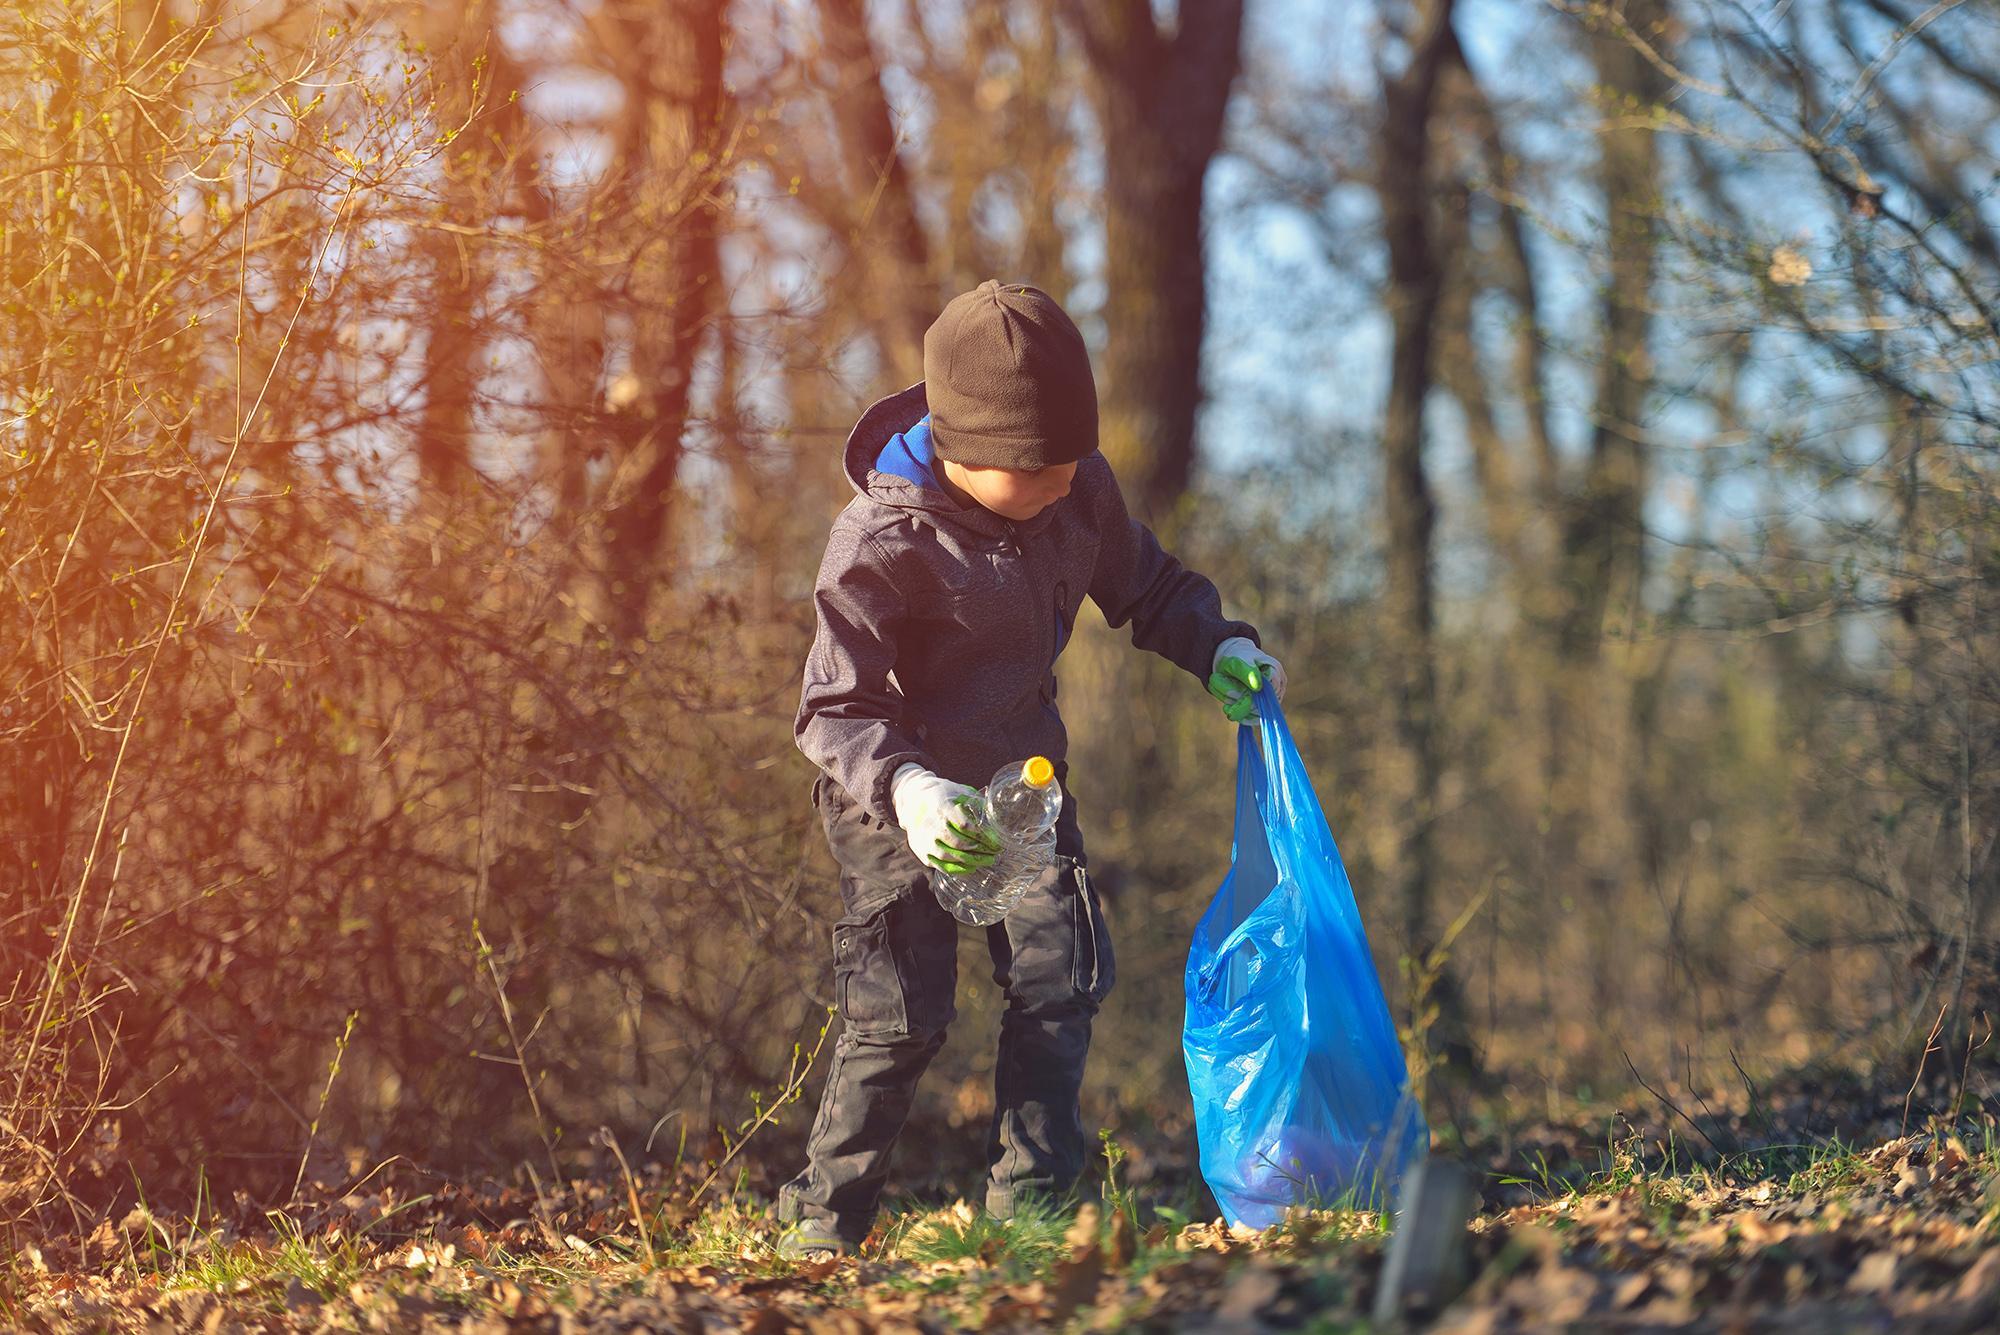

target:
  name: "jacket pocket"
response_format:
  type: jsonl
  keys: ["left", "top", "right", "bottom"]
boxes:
{"left": 1069, "top": 862, "right": 1116, "bottom": 1004}
{"left": 913, "top": 548, "right": 1006, "bottom": 620}
{"left": 833, "top": 904, "right": 910, "bottom": 1039}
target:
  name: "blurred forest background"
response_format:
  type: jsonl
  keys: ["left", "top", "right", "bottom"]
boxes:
{"left": 3, "top": 0, "right": 1995, "bottom": 1227}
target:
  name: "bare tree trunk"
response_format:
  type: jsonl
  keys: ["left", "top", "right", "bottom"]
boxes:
{"left": 717, "top": 320, "right": 779, "bottom": 624}
{"left": 411, "top": 2, "right": 499, "bottom": 499}
{"left": 1441, "top": 46, "right": 1562, "bottom": 566}
{"left": 1378, "top": 0, "right": 1475, "bottom": 1081}
{"left": 1552, "top": 0, "right": 1671, "bottom": 1062}
{"left": 408, "top": 0, "right": 553, "bottom": 503}
{"left": 1433, "top": 178, "right": 1532, "bottom": 608}
{"left": 1558, "top": 3, "right": 1665, "bottom": 664}
{"left": 416, "top": 226, "right": 479, "bottom": 498}
{"left": 597, "top": 0, "right": 730, "bottom": 638}
{"left": 534, "top": 289, "right": 608, "bottom": 540}
{"left": 816, "top": 0, "right": 934, "bottom": 380}
{"left": 1012, "top": 0, "right": 1074, "bottom": 290}
{"left": 1053, "top": 0, "right": 1244, "bottom": 847}
{"left": 1064, "top": 0, "right": 1244, "bottom": 523}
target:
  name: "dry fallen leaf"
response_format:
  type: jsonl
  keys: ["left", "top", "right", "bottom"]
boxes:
{"left": 978, "top": 1291, "right": 1040, "bottom": 1331}
{"left": 795, "top": 1254, "right": 842, "bottom": 1283}
{"left": 1046, "top": 1203, "right": 1104, "bottom": 1322}
{"left": 1528, "top": 1265, "right": 1599, "bottom": 1324}
{"left": 1848, "top": 1251, "right": 1900, "bottom": 1294}
{"left": 1611, "top": 1271, "right": 1651, "bottom": 1309}
{"left": 1105, "top": 1208, "right": 1137, "bottom": 1270}
{"left": 1957, "top": 1251, "right": 2000, "bottom": 1302}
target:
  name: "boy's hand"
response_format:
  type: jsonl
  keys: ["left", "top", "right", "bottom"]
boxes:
{"left": 1208, "top": 636, "right": 1287, "bottom": 724}
{"left": 890, "top": 765, "right": 1003, "bottom": 875}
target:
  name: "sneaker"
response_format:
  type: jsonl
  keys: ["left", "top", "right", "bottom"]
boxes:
{"left": 776, "top": 1221, "right": 853, "bottom": 1261}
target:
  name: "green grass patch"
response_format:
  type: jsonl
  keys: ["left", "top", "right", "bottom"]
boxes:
{"left": 660, "top": 1195, "right": 790, "bottom": 1275}
{"left": 881, "top": 1195, "right": 1071, "bottom": 1273}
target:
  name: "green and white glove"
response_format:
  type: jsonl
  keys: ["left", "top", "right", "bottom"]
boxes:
{"left": 890, "top": 763, "right": 1002, "bottom": 875}
{"left": 1208, "top": 636, "right": 1286, "bottom": 724}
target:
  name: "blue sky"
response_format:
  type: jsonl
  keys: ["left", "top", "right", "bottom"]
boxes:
{"left": 1198, "top": 0, "right": 1992, "bottom": 583}
{"left": 490, "top": 0, "right": 1996, "bottom": 599}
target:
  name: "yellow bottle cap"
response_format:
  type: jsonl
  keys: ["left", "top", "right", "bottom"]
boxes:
{"left": 1023, "top": 756, "right": 1055, "bottom": 788}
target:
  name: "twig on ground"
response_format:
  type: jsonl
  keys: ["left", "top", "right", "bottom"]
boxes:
{"left": 1950, "top": 1010, "right": 1991, "bottom": 1123}
{"left": 1729, "top": 1049, "right": 1771, "bottom": 1135}
{"left": 475, "top": 924, "right": 562, "bottom": 1188}
{"left": 596, "top": 1128, "right": 658, "bottom": 1270}
{"left": 1621, "top": 1051, "right": 1727, "bottom": 1159}
{"left": 688, "top": 1011, "right": 834, "bottom": 1210}
{"left": 1903, "top": 1002, "right": 1948, "bottom": 1135}
{"left": 1681, "top": 1044, "right": 1734, "bottom": 1154}
{"left": 289, "top": 1011, "right": 359, "bottom": 1208}
{"left": 523, "top": 1161, "right": 564, "bottom": 1252}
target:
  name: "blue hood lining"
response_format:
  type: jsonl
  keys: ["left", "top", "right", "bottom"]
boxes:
{"left": 875, "top": 415, "right": 941, "bottom": 491}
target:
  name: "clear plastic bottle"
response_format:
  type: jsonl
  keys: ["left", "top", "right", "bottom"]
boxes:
{"left": 932, "top": 756, "right": 1064, "bottom": 925}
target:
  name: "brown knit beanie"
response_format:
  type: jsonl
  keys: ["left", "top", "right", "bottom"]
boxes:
{"left": 923, "top": 280, "right": 1098, "bottom": 469}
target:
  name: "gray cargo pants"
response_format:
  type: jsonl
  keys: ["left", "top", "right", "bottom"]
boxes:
{"left": 777, "top": 772, "right": 1116, "bottom": 1244}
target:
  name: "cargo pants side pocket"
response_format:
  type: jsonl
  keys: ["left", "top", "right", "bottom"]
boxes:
{"left": 1068, "top": 861, "right": 1116, "bottom": 1006}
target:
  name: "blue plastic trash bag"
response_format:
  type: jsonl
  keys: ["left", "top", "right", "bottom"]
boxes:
{"left": 1183, "top": 685, "right": 1426, "bottom": 1228}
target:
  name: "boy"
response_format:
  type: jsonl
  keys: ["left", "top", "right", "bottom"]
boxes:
{"left": 780, "top": 280, "right": 1285, "bottom": 1255}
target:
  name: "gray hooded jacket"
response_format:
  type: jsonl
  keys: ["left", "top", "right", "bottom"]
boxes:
{"left": 797, "top": 383, "right": 1259, "bottom": 822}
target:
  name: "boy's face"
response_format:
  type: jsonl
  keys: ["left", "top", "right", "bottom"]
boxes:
{"left": 942, "top": 460, "right": 1078, "bottom": 521}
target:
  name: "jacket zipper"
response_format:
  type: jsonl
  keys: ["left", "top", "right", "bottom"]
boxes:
{"left": 1044, "top": 580, "right": 1071, "bottom": 706}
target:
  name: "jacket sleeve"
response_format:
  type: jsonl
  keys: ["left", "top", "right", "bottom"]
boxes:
{"left": 1085, "top": 455, "right": 1260, "bottom": 680}
{"left": 796, "top": 517, "right": 934, "bottom": 823}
